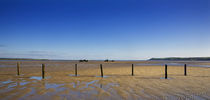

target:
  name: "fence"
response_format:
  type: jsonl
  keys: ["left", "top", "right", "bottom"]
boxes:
{"left": 15, "top": 62, "right": 188, "bottom": 79}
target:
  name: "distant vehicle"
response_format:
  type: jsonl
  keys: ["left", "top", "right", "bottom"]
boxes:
{"left": 79, "top": 59, "right": 88, "bottom": 62}
{"left": 104, "top": 59, "right": 115, "bottom": 62}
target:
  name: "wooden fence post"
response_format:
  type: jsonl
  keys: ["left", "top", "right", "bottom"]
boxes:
{"left": 42, "top": 64, "right": 45, "bottom": 79}
{"left": 184, "top": 64, "right": 187, "bottom": 76}
{"left": 100, "top": 64, "right": 103, "bottom": 77}
{"left": 165, "top": 64, "right": 168, "bottom": 79}
{"left": 75, "top": 64, "right": 77, "bottom": 76}
{"left": 17, "top": 62, "right": 20, "bottom": 75}
{"left": 132, "top": 64, "right": 134, "bottom": 76}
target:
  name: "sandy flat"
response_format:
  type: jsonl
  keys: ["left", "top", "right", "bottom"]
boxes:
{"left": 0, "top": 60, "right": 210, "bottom": 100}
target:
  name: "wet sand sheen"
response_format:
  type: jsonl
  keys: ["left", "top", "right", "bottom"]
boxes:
{"left": 0, "top": 61, "right": 210, "bottom": 100}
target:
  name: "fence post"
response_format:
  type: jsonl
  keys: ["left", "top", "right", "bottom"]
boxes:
{"left": 100, "top": 64, "right": 103, "bottom": 77}
{"left": 184, "top": 64, "right": 187, "bottom": 76}
{"left": 132, "top": 64, "right": 134, "bottom": 76}
{"left": 165, "top": 64, "right": 168, "bottom": 79}
{"left": 42, "top": 64, "right": 45, "bottom": 79}
{"left": 17, "top": 62, "right": 20, "bottom": 75}
{"left": 75, "top": 64, "right": 77, "bottom": 76}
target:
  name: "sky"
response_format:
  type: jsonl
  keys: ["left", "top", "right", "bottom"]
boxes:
{"left": 0, "top": 0, "right": 210, "bottom": 60}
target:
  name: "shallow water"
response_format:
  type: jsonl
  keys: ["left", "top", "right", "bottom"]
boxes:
{"left": 69, "top": 74, "right": 80, "bottom": 77}
{"left": 29, "top": 76, "right": 51, "bottom": 80}
{"left": 30, "top": 76, "right": 43, "bottom": 80}
{"left": 45, "top": 83, "right": 65, "bottom": 90}
{"left": 0, "top": 76, "right": 120, "bottom": 98}
{"left": 19, "top": 81, "right": 29, "bottom": 86}
{"left": 160, "top": 77, "right": 173, "bottom": 80}
{"left": 95, "top": 75, "right": 109, "bottom": 78}
{"left": 1, "top": 80, "right": 13, "bottom": 84}
{"left": 84, "top": 80, "right": 99, "bottom": 88}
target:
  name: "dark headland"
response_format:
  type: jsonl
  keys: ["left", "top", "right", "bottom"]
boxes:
{"left": 149, "top": 57, "right": 210, "bottom": 61}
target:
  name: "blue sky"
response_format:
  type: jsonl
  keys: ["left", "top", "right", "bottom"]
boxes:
{"left": 0, "top": 0, "right": 209, "bottom": 60}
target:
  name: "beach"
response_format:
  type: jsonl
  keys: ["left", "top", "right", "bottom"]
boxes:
{"left": 0, "top": 60, "right": 210, "bottom": 100}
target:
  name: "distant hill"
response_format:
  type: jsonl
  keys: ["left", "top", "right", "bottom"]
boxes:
{"left": 149, "top": 57, "right": 210, "bottom": 61}
{"left": 0, "top": 58, "right": 49, "bottom": 61}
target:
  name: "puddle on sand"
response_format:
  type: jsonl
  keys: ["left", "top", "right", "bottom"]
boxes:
{"left": 30, "top": 76, "right": 42, "bottom": 80}
{"left": 30, "top": 76, "right": 51, "bottom": 80}
{"left": 20, "top": 81, "right": 29, "bottom": 86}
{"left": 45, "top": 83, "right": 65, "bottom": 89}
{"left": 71, "top": 81, "right": 80, "bottom": 88}
{"left": 95, "top": 75, "right": 109, "bottom": 78}
{"left": 71, "top": 80, "right": 99, "bottom": 89}
{"left": 97, "top": 83, "right": 120, "bottom": 90}
{"left": 2, "top": 80, "right": 13, "bottom": 84}
{"left": 8, "top": 83, "right": 17, "bottom": 88}
{"left": 1, "top": 79, "right": 120, "bottom": 99}
{"left": 71, "top": 80, "right": 119, "bottom": 90}
{"left": 69, "top": 74, "right": 80, "bottom": 77}
{"left": 83, "top": 80, "right": 99, "bottom": 89}
{"left": 7, "top": 82, "right": 29, "bottom": 88}
{"left": 1, "top": 79, "right": 30, "bottom": 88}
{"left": 44, "top": 83, "right": 66, "bottom": 92}
{"left": 68, "top": 80, "right": 120, "bottom": 97}
{"left": 0, "top": 80, "right": 15, "bottom": 88}
{"left": 160, "top": 77, "right": 173, "bottom": 80}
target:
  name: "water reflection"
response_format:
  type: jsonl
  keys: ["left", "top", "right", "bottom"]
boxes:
{"left": 0, "top": 78, "right": 30, "bottom": 89}
{"left": 2, "top": 80, "right": 13, "bottom": 84}
{"left": 84, "top": 80, "right": 99, "bottom": 88}
{"left": 29, "top": 76, "right": 51, "bottom": 81}
{"left": 0, "top": 76, "right": 119, "bottom": 99}
{"left": 71, "top": 81, "right": 80, "bottom": 88}
{"left": 69, "top": 79, "right": 119, "bottom": 91}
{"left": 100, "top": 84, "right": 102, "bottom": 88}
{"left": 95, "top": 75, "right": 109, "bottom": 78}
{"left": 20, "top": 81, "right": 29, "bottom": 86}
{"left": 30, "top": 76, "right": 42, "bottom": 80}
{"left": 7, "top": 83, "right": 17, "bottom": 88}
{"left": 160, "top": 77, "right": 173, "bottom": 80}
{"left": 69, "top": 74, "right": 80, "bottom": 77}
{"left": 45, "top": 83, "right": 65, "bottom": 89}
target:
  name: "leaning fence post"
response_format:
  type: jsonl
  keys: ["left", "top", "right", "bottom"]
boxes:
{"left": 17, "top": 62, "right": 20, "bottom": 75}
{"left": 184, "top": 64, "right": 187, "bottom": 76}
{"left": 100, "top": 64, "right": 103, "bottom": 77}
{"left": 165, "top": 64, "right": 168, "bottom": 79}
{"left": 75, "top": 64, "right": 77, "bottom": 76}
{"left": 42, "top": 64, "right": 45, "bottom": 79}
{"left": 132, "top": 64, "right": 134, "bottom": 76}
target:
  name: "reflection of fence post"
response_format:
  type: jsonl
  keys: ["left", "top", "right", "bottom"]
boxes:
{"left": 184, "top": 64, "right": 187, "bottom": 76}
{"left": 75, "top": 64, "right": 77, "bottom": 76}
{"left": 132, "top": 64, "right": 134, "bottom": 76}
{"left": 165, "top": 64, "right": 167, "bottom": 79}
{"left": 17, "top": 62, "right": 20, "bottom": 75}
{"left": 100, "top": 64, "right": 103, "bottom": 77}
{"left": 42, "top": 64, "right": 45, "bottom": 79}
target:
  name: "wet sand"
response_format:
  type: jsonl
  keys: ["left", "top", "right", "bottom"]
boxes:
{"left": 0, "top": 60, "right": 210, "bottom": 100}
